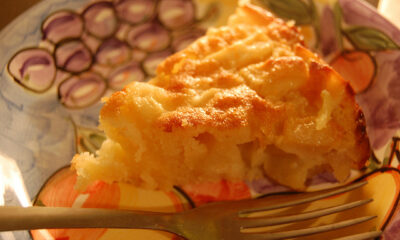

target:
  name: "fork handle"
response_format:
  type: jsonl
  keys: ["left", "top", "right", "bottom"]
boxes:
{"left": 0, "top": 206, "right": 178, "bottom": 233}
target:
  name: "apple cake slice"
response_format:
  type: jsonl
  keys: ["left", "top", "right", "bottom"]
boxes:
{"left": 72, "top": 3, "right": 370, "bottom": 190}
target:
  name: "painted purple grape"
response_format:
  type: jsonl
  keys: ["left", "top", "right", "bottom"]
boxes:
{"left": 127, "top": 22, "right": 170, "bottom": 52}
{"left": 172, "top": 28, "right": 205, "bottom": 52}
{"left": 81, "top": 32, "right": 102, "bottom": 54}
{"left": 108, "top": 62, "right": 145, "bottom": 90}
{"left": 142, "top": 49, "right": 173, "bottom": 76}
{"left": 95, "top": 38, "right": 130, "bottom": 66}
{"left": 82, "top": 1, "right": 119, "bottom": 39}
{"left": 58, "top": 72, "right": 106, "bottom": 108}
{"left": 131, "top": 49, "right": 147, "bottom": 62}
{"left": 54, "top": 40, "right": 93, "bottom": 73}
{"left": 42, "top": 10, "right": 84, "bottom": 44}
{"left": 114, "top": 23, "right": 130, "bottom": 41}
{"left": 114, "top": 0, "right": 156, "bottom": 24}
{"left": 8, "top": 48, "right": 56, "bottom": 93}
{"left": 158, "top": 0, "right": 195, "bottom": 30}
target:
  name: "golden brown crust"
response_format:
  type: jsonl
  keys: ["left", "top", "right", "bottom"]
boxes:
{"left": 73, "top": 3, "right": 370, "bottom": 191}
{"left": 354, "top": 108, "right": 371, "bottom": 168}
{"left": 233, "top": 3, "right": 304, "bottom": 45}
{"left": 155, "top": 86, "right": 284, "bottom": 132}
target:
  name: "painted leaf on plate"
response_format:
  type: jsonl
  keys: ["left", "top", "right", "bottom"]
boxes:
{"left": 343, "top": 26, "right": 400, "bottom": 51}
{"left": 367, "top": 154, "right": 381, "bottom": 171}
{"left": 387, "top": 137, "right": 400, "bottom": 168}
{"left": 259, "top": 0, "right": 313, "bottom": 25}
{"left": 75, "top": 126, "right": 106, "bottom": 155}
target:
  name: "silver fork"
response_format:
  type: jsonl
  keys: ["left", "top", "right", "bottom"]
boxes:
{"left": 0, "top": 181, "right": 381, "bottom": 240}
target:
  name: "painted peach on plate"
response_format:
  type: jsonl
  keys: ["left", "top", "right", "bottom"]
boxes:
{"left": 31, "top": 167, "right": 190, "bottom": 240}
{"left": 330, "top": 51, "right": 376, "bottom": 93}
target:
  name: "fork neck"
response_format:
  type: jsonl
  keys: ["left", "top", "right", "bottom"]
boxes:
{"left": 0, "top": 206, "right": 183, "bottom": 236}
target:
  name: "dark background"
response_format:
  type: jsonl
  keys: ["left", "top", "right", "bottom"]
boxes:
{"left": 0, "top": 0, "right": 41, "bottom": 31}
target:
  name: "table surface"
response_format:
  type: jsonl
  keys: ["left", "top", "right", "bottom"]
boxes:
{"left": 0, "top": 0, "right": 381, "bottom": 31}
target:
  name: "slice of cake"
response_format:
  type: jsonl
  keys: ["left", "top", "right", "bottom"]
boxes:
{"left": 72, "top": 3, "right": 370, "bottom": 191}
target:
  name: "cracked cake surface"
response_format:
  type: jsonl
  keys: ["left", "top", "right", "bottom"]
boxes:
{"left": 72, "top": 3, "right": 370, "bottom": 190}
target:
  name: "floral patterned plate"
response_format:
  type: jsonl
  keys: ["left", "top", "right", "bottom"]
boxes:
{"left": 1, "top": 0, "right": 400, "bottom": 239}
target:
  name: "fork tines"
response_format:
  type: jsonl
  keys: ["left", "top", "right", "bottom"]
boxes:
{"left": 333, "top": 230, "right": 382, "bottom": 240}
{"left": 238, "top": 181, "right": 379, "bottom": 240}
{"left": 239, "top": 181, "right": 367, "bottom": 216}
{"left": 240, "top": 199, "right": 373, "bottom": 228}
{"left": 241, "top": 216, "right": 376, "bottom": 240}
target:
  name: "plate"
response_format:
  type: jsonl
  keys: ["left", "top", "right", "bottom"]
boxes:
{"left": 1, "top": 0, "right": 400, "bottom": 239}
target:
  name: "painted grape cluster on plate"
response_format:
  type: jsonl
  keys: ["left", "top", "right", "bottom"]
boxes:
{"left": 8, "top": 0, "right": 212, "bottom": 109}
{"left": 1, "top": 0, "right": 400, "bottom": 239}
